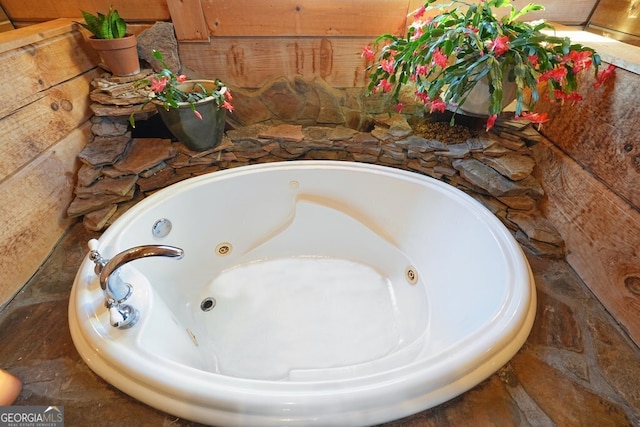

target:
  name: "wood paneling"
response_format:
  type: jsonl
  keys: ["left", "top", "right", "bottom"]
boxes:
{"left": 536, "top": 65, "right": 640, "bottom": 212}
{"left": 532, "top": 138, "right": 640, "bottom": 347}
{"left": 179, "top": 37, "right": 374, "bottom": 88}
{"left": 200, "top": 0, "right": 411, "bottom": 37}
{"left": 0, "top": 0, "right": 169, "bottom": 23}
{"left": 0, "top": 71, "right": 96, "bottom": 182}
{"left": 0, "top": 21, "right": 98, "bottom": 118}
{"left": 0, "top": 19, "right": 94, "bottom": 307}
{"left": 166, "top": 0, "right": 209, "bottom": 42}
{"left": 0, "top": 124, "right": 89, "bottom": 307}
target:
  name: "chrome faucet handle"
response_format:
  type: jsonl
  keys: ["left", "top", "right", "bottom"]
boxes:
{"left": 88, "top": 239, "right": 106, "bottom": 275}
{"left": 106, "top": 298, "right": 139, "bottom": 329}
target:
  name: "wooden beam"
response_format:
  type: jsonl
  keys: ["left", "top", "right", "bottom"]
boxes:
{"left": 166, "top": 0, "right": 210, "bottom": 42}
{"left": 0, "top": 123, "right": 89, "bottom": 308}
{"left": 532, "top": 138, "right": 640, "bottom": 347}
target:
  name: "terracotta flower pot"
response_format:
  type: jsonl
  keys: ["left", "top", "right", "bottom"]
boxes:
{"left": 155, "top": 80, "right": 227, "bottom": 152}
{"left": 88, "top": 34, "right": 140, "bottom": 77}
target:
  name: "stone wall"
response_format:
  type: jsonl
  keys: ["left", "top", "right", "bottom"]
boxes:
{"left": 67, "top": 87, "right": 565, "bottom": 258}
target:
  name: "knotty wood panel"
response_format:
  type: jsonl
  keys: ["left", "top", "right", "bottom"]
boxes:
{"left": 0, "top": 23, "right": 98, "bottom": 120}
{"left": 0, "top": 0, "right": 170, "bottom": 23}
{"left": 532, "top": 138, "right": 640, "bottom": 347}
{"left": 536, "top": 65, "right": 640, "bottom": 212}
{"left": 179, "top": 37, "right": 375, "bottom": 88}
{"left": 200, "top": 0, "right": 411, "bottom": 37}
{"left": 0, "top": 123, "right": 89, "bottom": 308}
{"left": 166, "top": 0, "right": 209, "bottom": 42}
{"left": 0, "top": 70, "right": 96, "bottom": 183}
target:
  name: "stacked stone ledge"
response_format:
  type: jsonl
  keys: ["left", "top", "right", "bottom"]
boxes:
{"left": 68, "top": 96, "right": 565, "bottom": 258}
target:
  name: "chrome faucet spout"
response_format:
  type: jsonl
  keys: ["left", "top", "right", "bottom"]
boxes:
{"left": 87, "top": 239, "right": 184, "bottom": 329}
{"left": 97, "top": 244, "right": 184, "bottom": 292}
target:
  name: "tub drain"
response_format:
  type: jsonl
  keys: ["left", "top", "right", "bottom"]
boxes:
{"left": 200, "top": 297, "right": 216, "bottom": 312}
{"left": 405, "top": 267, "right": 418, "bottom": 285}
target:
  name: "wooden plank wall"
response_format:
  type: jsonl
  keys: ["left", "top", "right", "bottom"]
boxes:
{"left": 0, "top": 19, "right": 98, "bottom": 308}
{"left": 533, "top": 63, "right": 640, "bottom": 346}
{"left": 0, "top": 0, "right": 169, "bottom": 24}
{"left": 175, "top": 0, "right": 598, "bottom": 89}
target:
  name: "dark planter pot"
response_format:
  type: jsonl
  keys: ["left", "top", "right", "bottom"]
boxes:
{"left": 88, "top": 34, "right": 140, "bottom": 77}
{"left": 155, "top": 80, "right": 227, "bottom": 152}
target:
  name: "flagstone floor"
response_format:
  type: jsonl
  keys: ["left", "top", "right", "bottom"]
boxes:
{"left": 1, "top": 219, "right": 639, "bottom": 426}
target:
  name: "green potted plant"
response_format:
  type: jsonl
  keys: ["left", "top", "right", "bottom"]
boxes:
{"left": 131, "top": 50, "right": 234, "bottom": 151}
{"left": 364, "top": 0, "right": 614, "bottom": 131}
{"left": 80, "top": 6, "right": 140, "bottom": 76}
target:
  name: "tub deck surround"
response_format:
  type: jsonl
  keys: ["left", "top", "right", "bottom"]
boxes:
{"left": 1, "top": 220, "right": 639, "bottom": 425}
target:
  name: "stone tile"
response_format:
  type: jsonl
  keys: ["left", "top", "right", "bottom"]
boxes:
{"left": 66, "top": 189, "right": 135, "bottom": 218}
{"left": 258, "top": 124, "right": 305, "bottom": 142}
{"left": 113, "top": 138, "right": 177, "bottom": 174}
{"left": 527, "top": 290, "right": 583, "bottom": 352}
{"left": 512, "top": 352, "right": 632, "bottom": 426}
{"left": 75, "top": 175, "right": 138, "bottom": 198}
{"left": 453, "top": 158, "right": 544, "bottom": 199}
{"left": 77, "top": 134, "right": 131, "bottom": 167}
{"left": 480, "top": 153, "right": 536, "bottom": 181}
{"left": 508, "top": 210, "right": 564, "bottom": 246}
{"left": 588, "top": 315, "right": 640, "bottom": 416}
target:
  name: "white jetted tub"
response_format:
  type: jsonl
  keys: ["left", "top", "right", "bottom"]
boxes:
{"left": 69, "top": 160, "right": 536, "bottom": 426}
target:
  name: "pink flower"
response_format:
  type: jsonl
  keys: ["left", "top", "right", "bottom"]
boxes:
{"left": 488, "top": 35, "right": 510, "bottom": 56}
{"left": 594, "top": 64, "right": 615, "bottom": 88}
{"left": 396, "top": 103, "right": 404, "bottom": 113}
{"left": 176, "top": 74, "right": 187, "bottom": 83}
{"left": 413, "top": 6, "right": 426, "bottom": 20}
{"left": 193, "top": 110, "right": 203, "bottom": 120}
{"left": 528, "top": 54, "right": 539, "bottom": 68}
{"left": 432, "top": 48, "right": 448, "bottom": 68}
{"left": 429, "top": 99, "right": 447, "bottom": 113}
{"left": 378, "top": 79, "right": 393, "bottom": 92}
{"left": 486, "top": 114, "right": 497, "bottom": 132}
{"left": 380, "top": 59, "right": 395, "bottom": 74}
{"left": 415, "top": 64, "right": 429, "bottom": 76}
{"left": 563, "top": 50, "right": 592, "bottom": 73}
{"left": 538, "top": 67, "right": 567, "bottom": 83}
{"left": 410, "top": 25, "right": 425, "bottom": 41}
{"left": 222, "top": 101, "right": 234, "bottom": 112}
{"left": 554, "top": 90, "right": 583, "bottom": 105}
{"left": 361, "top": 45, "right": 375, "bottom": 62}
{"left": 515, "top": 111, "right": 549, "bottom": 124}
{"left": 149, "top": 76, "right": 168, "bottom": 93}
{"left": 414, "top": 90, "right": 430, "bottom": 104}
{"left": 224, "top": 90, "right": 233, "bottom": 102}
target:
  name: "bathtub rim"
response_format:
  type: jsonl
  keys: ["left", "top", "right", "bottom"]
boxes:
{"left": 68, "top": 160, "right": 537, "bottom": 426}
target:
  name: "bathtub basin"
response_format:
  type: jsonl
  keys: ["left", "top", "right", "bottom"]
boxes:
{"left": 69, "top": 161, "right": 536, "bottom": 426}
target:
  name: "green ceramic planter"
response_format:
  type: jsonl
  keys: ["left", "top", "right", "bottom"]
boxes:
{"left": 156, "top": 80, "right": 227, "bottom": 152}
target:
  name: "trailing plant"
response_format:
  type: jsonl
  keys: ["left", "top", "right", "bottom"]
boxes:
{"left": 364, "top": 0, "right": 615, "bottom": 130}
{"left": 130, "top": 50, "right": 233, "bottom": 127}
